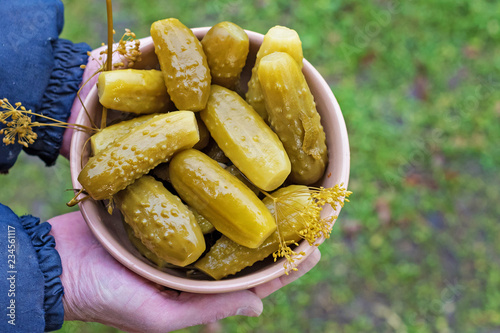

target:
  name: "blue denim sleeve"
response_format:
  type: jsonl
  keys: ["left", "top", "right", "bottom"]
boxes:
{"left": 0, "top": 0, "right": 91, "bottom": 172}
{"left": 0, "top": 203, "right": 64, "bottom": 332}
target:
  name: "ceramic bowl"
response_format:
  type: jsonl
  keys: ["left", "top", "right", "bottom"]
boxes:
{"left": 70, "top": 27, "right": 350, "bottom": 293}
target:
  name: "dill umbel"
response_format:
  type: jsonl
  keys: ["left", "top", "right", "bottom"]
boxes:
{"left": 267, "top": 184, "right": 352, "bottom": 274}
{"left": 0, "top": 98, "right": 95, "bottom": 148}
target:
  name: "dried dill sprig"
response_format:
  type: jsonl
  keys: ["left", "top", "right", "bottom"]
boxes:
{"left": 80, "top": 28, "right": 142, "bottom": 72}
{"left": 113, "top": 28, "right": 142, "bottom": 69}
{"left": 265, "top": 184, "right": 352, "bottom": 274}
{"left": 0, "top": 98, "right": 95, "bottom": 147}
{"left": 298, "top": 185, "right": 352, "bottom": 245}
{"left": 0, "top": 99, "right": 38, "bottom": 147}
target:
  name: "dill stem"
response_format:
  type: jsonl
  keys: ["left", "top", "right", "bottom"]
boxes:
{"left": 18, "top": 111, "right": 70, "bottom": 125}
{"left": 101, "top": 107, "right": 108, "bottom": 130}
{"left": 77, "top": 69, "right": 102, "bottom": 130}
{"left": 106, "top": 0, "right": 113, "bottom": 72}
{"left": 102, "top": 0, "right": 114, "bottom": 130}
{"left": 32, "top": 123, "right": 96, "bottom": 132}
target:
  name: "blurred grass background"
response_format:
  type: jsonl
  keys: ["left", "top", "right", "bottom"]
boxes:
{"left": 1, "top": 0, "right": 499, "bottom": 332}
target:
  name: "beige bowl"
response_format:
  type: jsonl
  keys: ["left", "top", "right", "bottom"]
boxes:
{"left": 70, "top": 28, "right": 350, "bottom": 293}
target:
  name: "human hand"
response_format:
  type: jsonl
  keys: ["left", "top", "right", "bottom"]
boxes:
{"left": 49, "top": 211, "right": 320, "bottom": 333}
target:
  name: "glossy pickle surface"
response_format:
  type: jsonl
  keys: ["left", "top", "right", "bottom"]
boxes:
{"left": 97, "top": 69, "right": 171, "bottom": 114}
{"left": 78, "top": 111, "right": 200, "bottom": 200}
{"left": 115, "top": 175, "right": 205, "bottom": 267}
{"left": 124, "top": 222, "right": 168, "bottom": 268}
{"left": 90, "top": 113, "right": 157, "bottom": 154}
{"left": 225, "top": 165, "right": 260, "bottom": 196}
{"left": 201, "top": 21, "right": 249, "bottom": 90}
{"left": 195, "top": 185, "right": 310, "bottom": 279}
{"left": 169, "top": 149, "right": 277, "bottom": 249}
{"left": 245, "top": 26, "right": 304, "bottom": 121}
{"left": 258, "top": 52, "right": 328, "bottom": 185}
{"left": 151, "top": 18, "right": 211, "bottom": 111}
{"left": 200, "top": 85, "right": 290, "bottom": 191}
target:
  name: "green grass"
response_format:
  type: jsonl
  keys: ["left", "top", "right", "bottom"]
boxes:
{"left": 2, "top": 0, "right": 499, "bottom": 332}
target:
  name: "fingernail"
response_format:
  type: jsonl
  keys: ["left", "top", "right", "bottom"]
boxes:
{"left": 236, "top": 306, "right": 261, "bottom": 317}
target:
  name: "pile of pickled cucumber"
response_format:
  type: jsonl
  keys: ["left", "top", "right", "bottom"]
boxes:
{"left": 78, "top": 19, "right": 329, "bottom": 280}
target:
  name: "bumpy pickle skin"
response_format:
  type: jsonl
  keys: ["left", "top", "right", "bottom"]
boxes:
{"left": 258, "top": 52, "right": 328, "bottom": 185}
{"left": 91, "top": 113, "right": 157, "bottom": 155}
{"left": 200, "top": 85, "right": 290, "bottom": 191}
{"left": 151, "top": 18, "right": 211, "bottom": 111}
{"left": 245, "top": 26, "right": 303, "bottom": 121}
{"left": 124, "top": 222, "right": 168, "bottom": 268}
{"left": 97, "top": 69, "right": 171, "bottom": 114}
{"left": 195, "top": 185, "right": 310, "bottom": 280}
{"left": 201, "top": 21, "right": 249, "bottom": 90}
{"left": 78, "top": 111, "right": 200, "bottom": 200}
{"left": 115, "top": 176, "right": 205, "bottom": 267}
{"left": 169, "top": 149, "right": 276, "bottom": 248}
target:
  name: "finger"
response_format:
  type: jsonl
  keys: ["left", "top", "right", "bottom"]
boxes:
{"left": 251, "top": 248, "right": 321, "bottom": 299}
{"left": 175, "top": 290, "right": 263, "bottom": 323}
{"left": 122, "top": 289, "right": 263, "bottom": 333}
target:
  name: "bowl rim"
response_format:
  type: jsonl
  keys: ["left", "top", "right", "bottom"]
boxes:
{"left": 70, "top": 27, "right": 350, "bottom": 293}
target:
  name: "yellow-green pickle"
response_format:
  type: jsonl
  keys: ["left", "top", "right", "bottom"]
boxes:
{"left": 258, "top": 52, "right": 328, "bottom": 185}
{"left": 201, "top": 21, "right": 249, "bottom": 90}
{"left": 202, "top": 138, "right": 230, "bottom": 164}
{"left": 188, "top": 207, "right": 215, "bottom": 234}
{"left": 245, "top": 25, "right": 303, "bottom": 121}
{"left": 225, "top": 165, "right": 260, "bottom": 196}
{"left": 193, "top": 114, "right": 210, "bottom": 150}
{"left": 97, "top": 69, "right": 171, "bottom": 114}
{"left": 169, "top": 149, "right": 276, "bottom": 248}
{"left": 115, "top": 176, "right": 205, "bottom": 267}
{"left": 91, "top": 113, "right": 157, "bottom": 154}
{"left": 124, "top": 223, "right": 168, "bottom": 268}
{"left": 151, "top": 18, "right": 211, "bottom": 111}
{"left": 195, "top": 185, "right": 311, "bottom": 279}
{"left": 201, "top": 85, "right": 290, "bottom": 191}
{"left": 78, "top": 111, "right": 200, "bottom": 200}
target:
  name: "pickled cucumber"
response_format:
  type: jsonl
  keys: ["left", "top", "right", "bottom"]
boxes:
{"left": 78, "top": 111, "right": 200, "bottom": 200}
{"left": 245, "top": 26, "right": 303, "bottom": 121}
{"left": 188, "top": 207, "right": 215, "bottom": 234}
{"left": 169, "top": 149, "right": 276, "bottom": 248}
{"left": 258, "top": 52, "right": 327, "bottom": 185}
{"left": 200, "top": 85, "right": 290, "bottom": 191}
{"left": 201, "top": 21, "right": 249, "bottom": 90}
{"left": 202, "top": 138, "right": 230, "bottom": 164}
{"left": 91, "top": 113, "right": 157, "bottom": 155}
{"left": 97, "top": 69, "right": 171, "bottom": 114}
{"left": 195, "top": 185, "right": 310, "bottom": 279}
{"left": 150, "top": 162, "right": 171, "bottom": 183}
{"left": 151, "top": 18, "right": 211, "bottom": 111}
{"left": 115, "top": 175, "right": 205, "bottom": 267}
{"left": 193, "top": 114, "right": 210, "bottom": 150}
{"left": 124, "top": 222, "right": 168, "bottom": 268}
{"left": 225, "top": 165, "right": 260, "bottom": 196}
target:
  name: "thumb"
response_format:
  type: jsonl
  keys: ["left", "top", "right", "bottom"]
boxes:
{"left": 146, "top": 290, "right": 263, "bottom": 332}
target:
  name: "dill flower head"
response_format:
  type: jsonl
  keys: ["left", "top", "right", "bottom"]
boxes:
{"left": 0, "top": 99, "right": 38, "bottom": 147}
{"left": 267, "top": 184, "right": 352, "bottom": 274}
{"left": 299, "top": 184, "right": 352, "bottom": 246}
{"left": 1, "top": 98, "right": 94, "bottom": 148}
{"left": 91, "top": 29, "right": 142, "bottom": 70}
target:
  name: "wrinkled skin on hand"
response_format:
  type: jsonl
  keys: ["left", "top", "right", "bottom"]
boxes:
{"left": 49, "top": 212, "right": 320, "bottom": 333}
